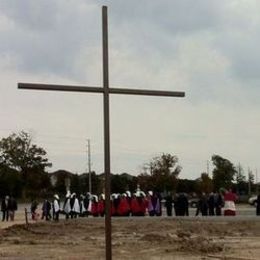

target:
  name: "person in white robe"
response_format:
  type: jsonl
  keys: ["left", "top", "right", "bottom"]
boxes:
{"left": 63, "top": 191, "right": 71, "bottom": 220}
{"left": 71, "top": 193, "right": 80, "bottom": 218}
{"left": 79, "top": 194, "right": 87, "bottom": 217}
{"left": 53, "top": 194, "right": 60, "bottom": 221}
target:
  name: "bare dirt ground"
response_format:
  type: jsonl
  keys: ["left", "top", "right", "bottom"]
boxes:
{"left": 0, "top": 216, "right": 260, "bottom": 260}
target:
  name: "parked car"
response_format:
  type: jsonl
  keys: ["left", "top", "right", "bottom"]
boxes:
{"left": 248, "top": 195, "right": 257, "bottom": 206}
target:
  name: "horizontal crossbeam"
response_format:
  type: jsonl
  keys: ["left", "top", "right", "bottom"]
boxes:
{"left": 18, "top": 83, "right": 185, "bottom": 97}
{"left": 18, "top": 83, "right": 104, "bottom": 94}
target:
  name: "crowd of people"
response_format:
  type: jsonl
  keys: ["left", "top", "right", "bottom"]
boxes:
{"left": 1, "top": 189, "right": 260, "bottom": 222}
{"left": 30, "top": 188, "right": 260, "bottom": 221}
{"left": 32, "top": 190, "right": 163, "bottom": 221}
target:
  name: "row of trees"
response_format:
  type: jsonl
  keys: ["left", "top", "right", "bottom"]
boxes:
{"left": 0, "top": 131, "right": 258, "bottom": 199}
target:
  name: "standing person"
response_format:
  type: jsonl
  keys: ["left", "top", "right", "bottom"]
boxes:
{"left": 215, "top": 191, "right": 223, "bottom": 216}
{"left": 178, "top": 193, "right": 189, "bottom": 216}
{"left": 1, "top": 196, "right": 10, "bottom": 221}
{"left": 71, "top": 193, "right": 80, "bottom": 218}
{"left": 42, "top": 199, "right": 52, "bottom": 221}
{"left": 173, "top": 193, "right": 180, "bottom": 216}
{"left": 8, "top": 196, "right": 17, "bottom": 221}
{"left": 131, "top": 192, "right": 146, "bottom": 216}
{"left": 195, "top": 193, "right": 208, "bottom": 216}
{"left": 84, "top": 193, "right": 91, "bottom": 217}
{"left": 154, "top": 192, "right": 162, "bottom": 216}
{"left": 125, "top": 191, "right": 132, "bottom": 216}
{"left": 256, "top": 193, "right": 260, "bottom": 216}
{"left": 63, "top": 192, "right": 71, "bottom": 220}
{"left": 53, "top": 194, "right": 60, "bottom": 221}
{"left": 31, "top": 200, "right": 39, "bottom": 221}
{"left": 147, "top": 191, "right": 155, "bottom": 216}
{"left": 184, "top": 193, "right": 189, "bottom": 216}
{"left": 112, "top": 194, "right": 120, "bottom": 216}
{"left": 98, "top": 194, "right": 105, "bottom": 217}
{"left": 79, "top": 194, "right": 87, "bottom": 217}
{"left": 69, "top": 193, "right": 75, "bottom": 218}
{"left": 223, "top": 188, "right": 237, "bottom": 216}
{"left": 91, "top": 195, "right": 99, "bottom": 217}
{"left": 165, "top": 193, "right": 173, "bottom": 217}
{"left": 208, "top": 192, "right": 215, "bottom": 216}
{"left": 147, "top": 191, "right": 161, "bottom": 216}
{"left": 118, "top": 193, "right": 130, "bottom": 217}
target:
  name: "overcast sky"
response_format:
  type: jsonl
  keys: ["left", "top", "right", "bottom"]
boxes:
{"left": 1, "top": 0, "right": 260, "bottom": 180}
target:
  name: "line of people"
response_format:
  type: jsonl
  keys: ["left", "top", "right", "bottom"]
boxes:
{"left": 33, "top": 190, "right": 163, "bottom": 221}
{"left": 30, "top": 188, "right": 259, "bottom": 221}
{"left": 195, "top": 189, "right": 237, "bottom": 216}
{"left": 60, "top": 190, "right": 163, "bottom": 219}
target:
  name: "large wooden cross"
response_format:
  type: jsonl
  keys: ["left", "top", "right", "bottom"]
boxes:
{"left": 18, "top": 6, "right": 185, "bottom": 260}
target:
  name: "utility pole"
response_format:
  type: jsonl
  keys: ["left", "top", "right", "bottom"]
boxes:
{"left": 256, "top": 168, "right": 258, "bottom": 193}
{"left": 248, "top": 167, "right": 251, "bottom": 196}
{"left": 237, "top": 162, "right": 241, "bottom": 183}
{"left": 207, "top": 160, "right": 209, "bottom": 175}
{"left": 87, "top": 139, "right": 92, "bottom": 194}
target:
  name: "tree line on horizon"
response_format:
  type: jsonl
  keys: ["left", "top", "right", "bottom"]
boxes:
{"left": 0, "top": 131, "right": 258, "bottom": 200}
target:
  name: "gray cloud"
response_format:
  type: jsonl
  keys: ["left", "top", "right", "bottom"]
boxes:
{"left": 1, "top": 0, "right": 260, "bottom": 178}
{"left": 0, "top": 0, "right": 101, "bottom": 81}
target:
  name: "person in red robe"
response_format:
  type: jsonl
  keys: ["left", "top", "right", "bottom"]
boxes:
{"left": 91, "top": 195, "right": 99, "bottom": 217}
{"left": 131, "top": 192, "right": 146, "bottom": 216}
{"left": 118, "top": 193, "right": 130, "bottom": 216}
{"left": 223, "top": 188, "right": 237, "bottom": 216}
{"left": 98, "top": 194, "right": 105, "bottom": 217}
{"left": 131, "top": 194, "right": 139, "bottom": 216}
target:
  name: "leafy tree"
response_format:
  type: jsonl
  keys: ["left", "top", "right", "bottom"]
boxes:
{"left": 248, "top": 169, "right": 254, "bottom": 184}
{"left": 195, "top": 173, "right": 213, "bottom": 194}
{"left": 0, "top": 165, "right": 23, "bottom": 197}
{"left": 111, "top": 174, "right": 129, "bottom": 194}
{"left": 140, "top": 153, "right": 182, "bottom": 192}
{"left": 236, "top": 164, "right": 246, "bottom": 183}
{"left": 176, "top": 179, "right": 196, "bottom": 193}
{"left": 127, "top": 175, "right": 138, "bottom": 193}
{"left": 212, "top": 155, "right": 236, "bottom": 190}
{"left": 0, "top": 131, "right": 52, "bottom": 197}
{"left": 137, "top": 173, "right": 153, "bottom": 192}
{"left": 235, "top": 164, "right": 247, "bottom": 195}
{"left": 70, "top": 173, "right": 81, "bottom": 194}
{"left": 89, "top": 172, "right": 102, "bottom": 194}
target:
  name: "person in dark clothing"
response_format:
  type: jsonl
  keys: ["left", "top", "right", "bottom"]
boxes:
{"left": 84, "top": 193, "right": 91, "bottom": 217}
{"left": 69, "top": 194, "right": 76, "bottom": 219}
{"left": 256, "top": 194, "right": 260, "bottom": 216}
{"left": 196, "top": 193, "right": 208, "bottom": 216}
{"left": 173, "top": 193, "right": 179, "bottom": 216}
{"left": 215, "top": 191, "right": 223, "bottom": 216}
{"left": 184, "top": 194, "right": 189, "bottom": 216}
{"left": 31, "top": 200, "right": 39, "bottom": 220}
{"left": 8, "top": 196, "right": 17, "bottom": 221}
{"left": 178, "top": 193, "right": 189, "bottom": 216}
{"left": 1, "top": 196, "right": 10, "bottom": 221}
{"left": 155, "top": 192, "right": 162, "bottom": 216}
{"left": 42, "top": 199, "right": 52, "bottom": 220}
{"left": 208, "top": 193, "right": 215, "bottom": 216}
{"left": 165, "top": 194, "right": 173, "bottom": 217}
